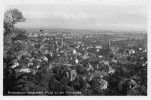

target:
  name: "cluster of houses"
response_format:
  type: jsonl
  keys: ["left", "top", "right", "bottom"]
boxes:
{"left": 11, "top": 31, "right": 147, "bottom": 92}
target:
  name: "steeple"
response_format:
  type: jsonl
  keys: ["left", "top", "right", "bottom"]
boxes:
{"left": 61, "top": 37, "right": 64, "bottom": 47}
{"left": 108, "top": 38, "right": 111, "bottom": 52}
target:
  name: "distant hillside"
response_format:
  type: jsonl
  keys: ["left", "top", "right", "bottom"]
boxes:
{"left": 23, "top": 27, "right": 147, "bottom": 35}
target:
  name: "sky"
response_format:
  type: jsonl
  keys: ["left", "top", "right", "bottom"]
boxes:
{"left": 5, "top": 1, "right": 147, "bottom": 31}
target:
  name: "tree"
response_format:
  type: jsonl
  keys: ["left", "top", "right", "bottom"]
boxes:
{"left": 4, "top": 9, "right": 27, "bottom": 57}
{"left": 3, "top": 9, "right": 28, "bottom": 95}
{"left": 4, "top": 9, "right": 26, "bottom": 34}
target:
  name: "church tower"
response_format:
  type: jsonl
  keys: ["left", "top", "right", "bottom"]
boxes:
{"left": 108, "top": 38, "right": 111, "bottom": 53}
{"left": 61, "top": 37, "right": 64, "bottom": 47}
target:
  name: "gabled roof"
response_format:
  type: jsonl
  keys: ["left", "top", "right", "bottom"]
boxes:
{"left": 96, "top": 46, "right": 102, "bottom": 49}
{"left": 29, "top": 33, "right": 38, "bottom": 37}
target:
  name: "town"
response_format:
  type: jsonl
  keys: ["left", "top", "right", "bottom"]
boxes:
{"left": 3, "top": 5, "right": 147, "bottom": 96}
{"left": 4, "top": 28, "right": 147, "bottom": 95}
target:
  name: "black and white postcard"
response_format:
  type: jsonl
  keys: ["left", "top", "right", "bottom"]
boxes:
{"left": 1, "top": 0, "right": 150, "bottom": 99}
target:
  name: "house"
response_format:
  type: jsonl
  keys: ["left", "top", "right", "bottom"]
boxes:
{"left": 110, "top": 46, "right": 119, "bottom": 54}
{"left": 99, "top": 55, "right": 103, "bottom": 58}
{"left": 75, "top": 58, "right": 79, "bottom": 64}
{"left": 29, "top": 33, "right": 38, "bottom": 37}
{"left": 96, "top": 46, "right": 102, "bottom": 49}
{"left": 129, "top": 49, "right": 135, "bottom": 54}
{"left": 87, "top": 63, "right": 94, "bottom": 71}
{"left": 73, "top": 49, "right": 77, "bottom": 54}
{"left": 126, "top": 56, "right": 136, "bottom": 64}
{"left": 124, "top": 49, "right": 135, "bottom": 56}
{"left": 112, "top": 57, "right": 118, "bottom": 63}
{"left": 108, "top": 65, "right": 115, "bottom": 73}
{"left": 99, "top": 79, "right": 108, "bottom": 90}
{"left": 40, "top": 33, "right": 49, "bottom": 37}
{"left": 118, "top": 55, "right": 128, "bottom": 64}
{"left": 96, "top": 49, "right": 100, "bottom": 52}
{"left": 142, "top": 49, "right": 147, "bottom": 53}
{"left": 82, "top": 55, "right": 90, "bottom": 59}
{"left": 127, "top": 43, "right": 137, "bottom": 48}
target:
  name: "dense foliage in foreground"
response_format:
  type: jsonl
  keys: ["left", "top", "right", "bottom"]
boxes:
{"left": 3, "top": 57, "right": 147, "bottom": 96}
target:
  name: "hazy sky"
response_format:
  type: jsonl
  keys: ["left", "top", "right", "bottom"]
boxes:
{"left": 5, "top": 3, "right": 147, "bottom": 31}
